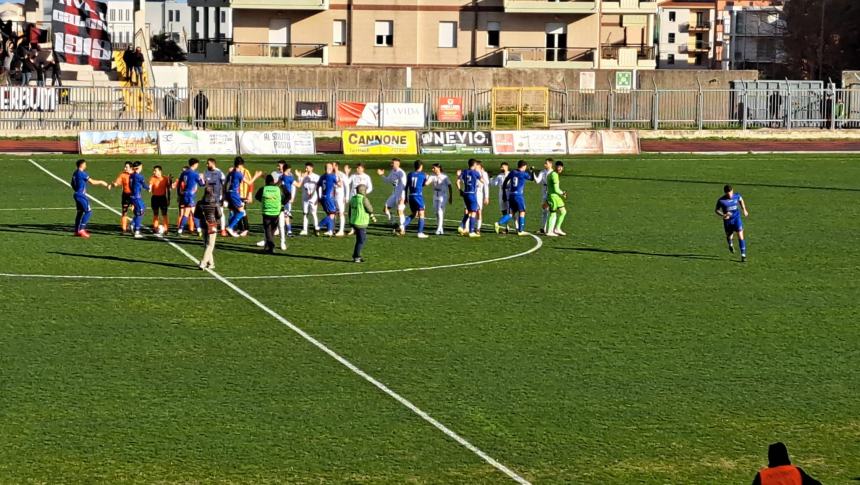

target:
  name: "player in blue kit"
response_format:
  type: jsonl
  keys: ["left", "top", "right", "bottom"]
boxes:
{"left": 714, "top": 184, "right": 750, "bottom": 262}
{"left": 128, "top": 161, "right": 150, "bottom": 239}
{"left": 279, "top": 161, "right": 298, "bottom": 241}
{"left": 403, "top": 160, "right": 429, "bottom": 238}
{"left": 177, "top": 158, "right": 204, "bottom": 236}
{"left": 70, "top": 159, "right": 111, "bottom": 238}
{"left": 496, "top": 160, "right": 534, "bottom": 236}
{"left": 317, "top": 162, "right": 340, "bottom": 237}
{"left": 456, "top": 159, "right": 482, "bottom": 238}
{"left": 225, "top": 157, "right": 262, "bottom": 237}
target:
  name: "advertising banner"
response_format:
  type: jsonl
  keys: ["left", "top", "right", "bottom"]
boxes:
{"left": 337, "top": 102, "right": 425, "bottom": 128}
{"left": 436, "top": 97, "right": 463, "bottom": 122}
{"left": 239, "top": 131, "right": 316, "bottom": 155}
{"left": 52, "top": 0, "right": 112, "bottom": 71}
{"left": 566, "top": 130, "right": 603, "bottom": 155}
{"left": 158, "top": 131, "right": 237, "bottom": 155}
{"left": 0, "top": 87, "right": 58, "bottom": 111}
{"left": 600, "top": 130, "right": 640, "bottom": 154}
{"left": 342, "top": 130, "right": 418, "bottom": 155}
{"left": 491, "top": 131, "right": 568, "bottom": 155}
{"left": 294, "top": 101, "right": 328, "bottom": 121}
{"left": 79, "top": 131, "right": 158, "bottom": 155}
{"left": 419, "top": 131, "right": 491, "bottom": 154}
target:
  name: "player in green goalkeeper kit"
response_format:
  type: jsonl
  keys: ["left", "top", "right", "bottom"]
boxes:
{"left": 544, "top": 161, "right": 568, "bottom": 237}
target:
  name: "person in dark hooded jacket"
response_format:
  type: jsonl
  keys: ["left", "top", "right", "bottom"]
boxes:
{"left": 751, "top": 442, "right": 820, "bottom": 485}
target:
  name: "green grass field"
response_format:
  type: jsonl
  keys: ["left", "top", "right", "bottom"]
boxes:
{"left": 1, "top": 153, "right": 858, "bottom": 484}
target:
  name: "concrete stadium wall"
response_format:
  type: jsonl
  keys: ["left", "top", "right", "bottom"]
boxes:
{"left": 187, "top": 64, "right": 758, "bottom": 90}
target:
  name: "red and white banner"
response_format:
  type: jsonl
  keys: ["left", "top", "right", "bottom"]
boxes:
{"left": 52, "top": 0, "right": 113, "bottom": 71}
{"left": 437, "top": 97, "right": 463, "bottom": 122}
{"left": 336, "top": 102, "right": 425, "bottom": 128}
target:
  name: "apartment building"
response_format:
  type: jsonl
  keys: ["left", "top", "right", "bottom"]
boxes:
{"left": 107, "top": 0, "right": 135, "bottom": 46}
{"left": 219, "top": 0, "right": 658, "bottom": 69}
{"left": 146, "top": 0, "right": 193, "bottom": 43}
{"left": 715, "top": 0, "right": 785, "bottom": 74}
{"left": 657, "top": 1, "right": 716, "bottom": 69}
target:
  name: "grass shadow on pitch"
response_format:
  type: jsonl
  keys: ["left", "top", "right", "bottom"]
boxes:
{"left": 556, "top": 246, "right": 720, "bottom": 261}
{"left": 49, "top": 251, "right": 199, "bottom": 270}
{"left": 0, "top": 223, "right": 121, "bottom": 238}
{"left": 573, "top": 174, "right": 860, "bottom": 193}
{"left": 164, "top": 236, "right": 348, "bottom": 263}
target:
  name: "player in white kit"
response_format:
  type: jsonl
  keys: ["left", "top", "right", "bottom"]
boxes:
{"left": 334, "top": 162, "right": 351, "bottom": 237}
{"left": 533, "top": 158, "right": 554, "bottom": 234}
{"left": 348, "top": 163, "right": 373, "bottom": 196}
{"left": 490, "top": 161, "right": 511, "bottom": 233}
{"left": 426, "top": 163, "right": 452, "bottom": 235}
{"left": 377, "top": 158, "right": 407, "bottom": 234}
{"left": 298, "top": 162, "right": 320, "bottom": 236}
{"left": 475, "top": 161, "right": 490, "bottom": 233}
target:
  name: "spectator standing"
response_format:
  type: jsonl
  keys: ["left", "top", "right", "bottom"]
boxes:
{"left": 163, "top": 89, "right": 177, "bottom": 120}
{"left": 20, "top": 52, "right": 36, "bottom": 86}
{"left": 35, "top": 59, "right": 45, "bottom": 86}
{"left": 131, "top": 47, "right": 144, "bottom": 86}
{"left": 193, "top": 90, "right": 209, "bottom": 129}
{"left": 751, "top": 442, "right": 821, "bottom": 485}
{"left": 122, "top": 46, "right": 134, "bottom": 80}
{"left": 49, "top": 51, "right": 62, "bottom": 86}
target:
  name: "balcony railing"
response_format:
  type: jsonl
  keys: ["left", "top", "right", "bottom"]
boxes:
{"left": 502, "top": 0, "right": 598, "bottom": 13}
{"left": 505, "top": 47, "right": 595, "bottom": 63}
{"left": 231, "top": 42, "right": 326, "bottom": 59}
{"left": 688, "top": 21, "right": 712, "bottom": 31}
{"left": 600, "top": 44, "right": 655, "bottom": 60}
{"left": 690, "top": 41, "right": 711, "bottom": 52}
{"left": 187, "top": 38, "right": 231, "bottom": 55}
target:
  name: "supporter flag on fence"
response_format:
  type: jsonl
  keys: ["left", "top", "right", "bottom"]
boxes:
{"left": 52, "top": 0, "right": 113, "bottom": 71}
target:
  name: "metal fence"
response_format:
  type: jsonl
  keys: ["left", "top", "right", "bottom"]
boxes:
{"left": 2, "top": 84, "right": 859, "bottom": 131}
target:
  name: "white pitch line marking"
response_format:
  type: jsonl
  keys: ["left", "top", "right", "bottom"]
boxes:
{"left": 26, "top": 158, "right": 533, "bottom": 485}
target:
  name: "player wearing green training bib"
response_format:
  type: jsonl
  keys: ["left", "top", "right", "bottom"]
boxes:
{"left": 545, "top": 161, "right": 568, "bottom": 237}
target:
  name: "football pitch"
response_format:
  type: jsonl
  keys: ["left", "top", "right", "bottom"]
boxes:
{"left": 1, "top": 153, "right": 858, "bottom": 483}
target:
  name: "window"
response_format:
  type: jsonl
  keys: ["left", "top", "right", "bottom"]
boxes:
{"left": 668, "top": 33, "right": 675, "bottom": 44}
{"left": 168, "top": 10, "right": 174, "bottom": 22}
{"left": 374, "top": 20, "right": 393, "bottom": 46}
{"left": 438, "top": 21, "right": 456, "bottom": 48}
{"left": 220, "top": 10, "right": 226, "bottom": 22}
{"left": 110, "top": 9, "right": 115, "bottom": 22}
{"left": 487, "top": 21, "right": 500, "bottom": 48}
{"left": 175, "top": 10, "right": 181, "bottom": 22}
{"left": 668, "top": 53, "right": 675, "bottom": 65}
{"left": 333, "top": 19, "right": 346, "bottom": 46}
{"left": 668, "top": 11, "right": 676, "bottom": 22}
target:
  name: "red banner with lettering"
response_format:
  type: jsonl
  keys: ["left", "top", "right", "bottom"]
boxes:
{"left": 52, "top": 0, "right": 113, "bottom": 71}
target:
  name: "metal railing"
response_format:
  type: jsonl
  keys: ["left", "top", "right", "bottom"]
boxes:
{"left": 187, "top": 38, "right": 231, "bottom": 56}
{"left": 600, "top": 44, "right": 655, "bottom": 60}
{"left": 688, "top": 21, "right": 712, "bottom": 30}
{"left": 504, "top": 47, "right": 594, "bottom": 63}
{"left": 689, "top": 41, "right": 711, "bottom": 51}
{"left": 230, "top": 42, "right": 326, "bottom": 59}
{"left": 0, "top": 84, "right": 857, "bottom": 131}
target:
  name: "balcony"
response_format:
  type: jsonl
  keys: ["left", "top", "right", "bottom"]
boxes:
{"left": 689, "top": 41, "right": 711, "bottom": 52}
{"left": 229, "top": 0, "right": 329, "bottom": 10}
{"left": 687, "top": 21, "right": 711, "bottom": 31}
{"left": 229, "top": 42, "right": 328, "bottom": 65}
{"left": 601, "top": 0, "right": 657, "bottom": 14}
{"left": 503, "top": 0, "right": 597, "bottom": 14}
{"left": 600, "top": 44, "right": 656, "bottom": 69}
{"left": 503, "top": 47, "right": 596, "bottom": 68}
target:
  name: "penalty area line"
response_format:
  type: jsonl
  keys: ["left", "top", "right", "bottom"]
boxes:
{"left": 26, "top": 158, "right": 532, "bottom": 485}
